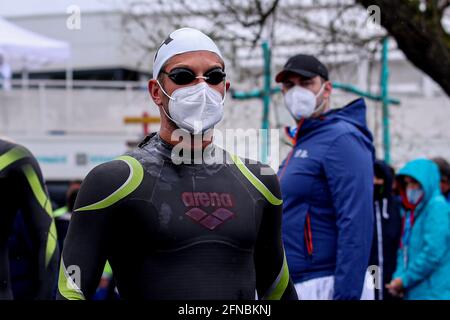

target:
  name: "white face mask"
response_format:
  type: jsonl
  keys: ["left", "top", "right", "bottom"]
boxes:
{"left": 157, "top": 81, "right": 226, "bottom": 134}
{"left": 284, "top": 83, "right": 326, "bottom": 120}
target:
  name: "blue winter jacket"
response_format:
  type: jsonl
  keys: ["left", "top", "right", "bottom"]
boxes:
{"left": 279, "top": 98, "right": 375, "bottom": 300}
{"left": 394, "top": 159, "right": 450, "bottom": 300}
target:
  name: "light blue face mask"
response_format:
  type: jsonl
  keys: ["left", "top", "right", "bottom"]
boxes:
{"left": 406, "top": 188, "right": 424, "bottom": 204}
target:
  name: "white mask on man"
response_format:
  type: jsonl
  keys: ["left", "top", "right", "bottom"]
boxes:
{"left": 157, "top": 81, "right": 226, "bottom": 134}
{"left": 284, "top": 83, "right": 326, "bottom": 120}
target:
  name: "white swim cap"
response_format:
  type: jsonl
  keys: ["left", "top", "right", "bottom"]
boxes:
{"left": 152, "top": 27, "right": 223, "bottom": 79}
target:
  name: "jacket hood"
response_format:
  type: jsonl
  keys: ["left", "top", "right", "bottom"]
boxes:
{"left": 323, "top": 98, "right": 373, "bottom": 141}
{"left": 398, "top": 158, "right": 441, "bottom": 205}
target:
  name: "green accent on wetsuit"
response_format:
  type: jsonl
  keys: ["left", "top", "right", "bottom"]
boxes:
{"left": 22, "top": 164, "right": 53, "bottom": 215}
{"left": 53, "top": 206, "right": 68, "bottom": 218}
{"left": 0, "top": 146, "right": 28, "bottom": 171}
{"left": 75, "top": 155, "right": 144, "bottom": 212}
{"left": 262, "top": 252, "right": 289, "bottom": 300}
{"left": 230, "top": 154, "right": 283, "bottom": 206}
{"left": 46, "top": 221, "right": 58, "bottom": 267}
{"left": 58, "top": 258, "right": 86, "bottom": 300}
{"left": 103, "top": 261, "right": 113, "bottom": 277}
{"left": 22, "top": 164, "right": 57, "bottom": 267}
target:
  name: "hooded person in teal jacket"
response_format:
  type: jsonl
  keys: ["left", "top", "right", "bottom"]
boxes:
{"left": 387, "top": 158, "right": 450, "bottom": 300}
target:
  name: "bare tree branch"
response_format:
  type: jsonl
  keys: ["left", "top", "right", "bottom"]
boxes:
{"left": 118, "top": 0, "right": 449, "bottom": 97}
{"left": 356, "top": 0, "right": 450, "bottom": 96}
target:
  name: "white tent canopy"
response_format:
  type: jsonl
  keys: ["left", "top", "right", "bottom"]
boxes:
{"left": 0, "top": 16, "right": 70, "bottom": 69}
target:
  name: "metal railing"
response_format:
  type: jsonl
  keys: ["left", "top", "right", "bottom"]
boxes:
{"left": 0, "top": 79, "right": 154, "bottom": 136}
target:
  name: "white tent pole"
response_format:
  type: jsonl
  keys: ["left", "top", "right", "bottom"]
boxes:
{"left": 20, "top": 61, "right": 31, "bottom": 135}
{"left": 66, "top": 59, "right": 73, "bottom": 89}
{"left": 65, "top": 59, "right": 73, "bottom": 132}
{"left": 39, "top": 81, "right": 46, "bottom": 134}
{"left": 21, "top": 65, "right": 29, "bottom": 89}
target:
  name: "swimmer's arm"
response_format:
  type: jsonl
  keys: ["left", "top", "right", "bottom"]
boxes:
{"left": 252, "top": 165, "right": 298, "bottom": 300}
{"left": 18, "top": 150, "right": 59, "bottom": 299}
{"left": 57, "top": 158, "right": 141, "bottom": 300}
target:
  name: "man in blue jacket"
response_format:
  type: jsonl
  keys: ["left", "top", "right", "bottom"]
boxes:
{"left": 276, "top": 54, "right": 375, "bottom": 300}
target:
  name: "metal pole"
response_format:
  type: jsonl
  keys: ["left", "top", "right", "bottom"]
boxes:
{"left": 39, "top": 82, "right": 46, "bottom": 135}
{"left": 380, "top": 37, "right": 391, "bottom": 164}
{"left": 65, "top": 61, "right": 73, "bottom": 133}
{"left": 261, "top": 41, "right": 271, "bottom": 164}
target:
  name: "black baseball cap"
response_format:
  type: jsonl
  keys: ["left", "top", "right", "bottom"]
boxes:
{"left": 275, "top": 54, "right": 329, "bottom": 83}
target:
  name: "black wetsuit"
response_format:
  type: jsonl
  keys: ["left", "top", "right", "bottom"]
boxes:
{"left": 0, "top": 139, "right": 59, "bottom": 299}
{"left": 58, "top": 133, "right": 297, "bottom": 300}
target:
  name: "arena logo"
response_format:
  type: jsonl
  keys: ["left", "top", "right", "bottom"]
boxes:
{"left": 182, "top": 192, "right": 235, "bottom": 230}
{"left": 182, "top": 192, "right": 234, "bottom": 208}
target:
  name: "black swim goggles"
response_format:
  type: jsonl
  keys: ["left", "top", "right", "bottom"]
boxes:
{"left": 160, "top": 67, "right": 226, "bottom": 85}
